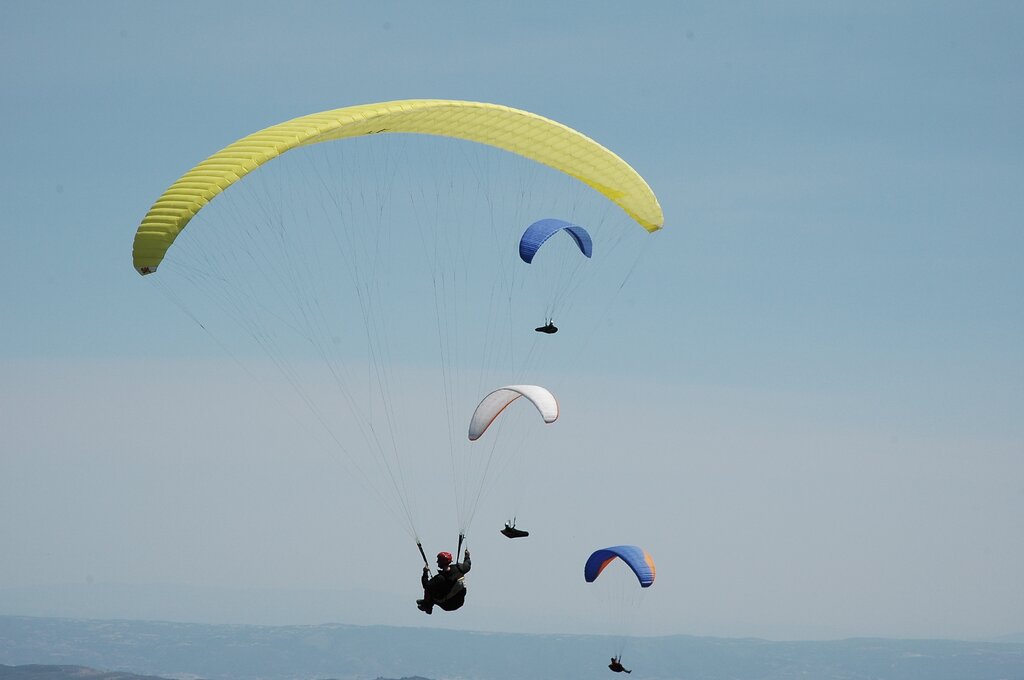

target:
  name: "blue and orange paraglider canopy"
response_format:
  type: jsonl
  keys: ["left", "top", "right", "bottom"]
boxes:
{"left": 584, "top": 545, "right": 656, "bottom": 588}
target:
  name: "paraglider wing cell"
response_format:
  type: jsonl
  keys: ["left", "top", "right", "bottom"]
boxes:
{"left": 467, "top": 385, "right": 558, "bottom": 441}
{"left": 584, "top": 545, "right": 656, "bottom": 588}
{"left": 519, "top": 218, "right": 594, "bottom": 264}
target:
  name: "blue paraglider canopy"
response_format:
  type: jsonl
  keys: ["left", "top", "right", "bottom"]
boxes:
{"left": 519, "top": 218, "right": 593, "bottom": 264}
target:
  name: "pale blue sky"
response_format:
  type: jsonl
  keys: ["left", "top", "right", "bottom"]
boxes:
{"left": 1, "top": 1, "right": 1022, "bottom": 642}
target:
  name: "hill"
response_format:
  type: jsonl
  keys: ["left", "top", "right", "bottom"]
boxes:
{"left": 0, "top": 668, "right": 428, "bottom": 680}
{"left": 0, "top": 666, "right": 187, "bottom": 680}
{"left": 2, "top": 615, "right": 1023, "bottom": 680}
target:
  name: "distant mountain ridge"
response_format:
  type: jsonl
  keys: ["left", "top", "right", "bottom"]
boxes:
{"left": 0, "top": 666, "right": 191, "bottom": 680}
{"left": 2, "top": 615, "right": 1024, "bottom": 680}
{"left": 0, "top": 668, "right": 428, "bottom": 680}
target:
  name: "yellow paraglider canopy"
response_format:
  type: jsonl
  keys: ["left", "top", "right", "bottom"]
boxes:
{"left": 132, "top": 99, "right": 664, "bottom": 274}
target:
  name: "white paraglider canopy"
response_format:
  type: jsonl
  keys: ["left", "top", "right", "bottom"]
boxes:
{"left": 468, "top": 385, "right": 559, "bottom": 441}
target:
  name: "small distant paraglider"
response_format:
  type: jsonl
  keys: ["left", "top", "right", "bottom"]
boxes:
{"left": 468, "top": 385, "right": 558, "bottom": 539}
{"left": 501, "top": 519, "right": 530, "bottom": 539}
{"left": 519, "top": 219, "right": 593, "bottom": 333}
{"left": 585, "top": 545, "right": 655, "bottom": 674}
